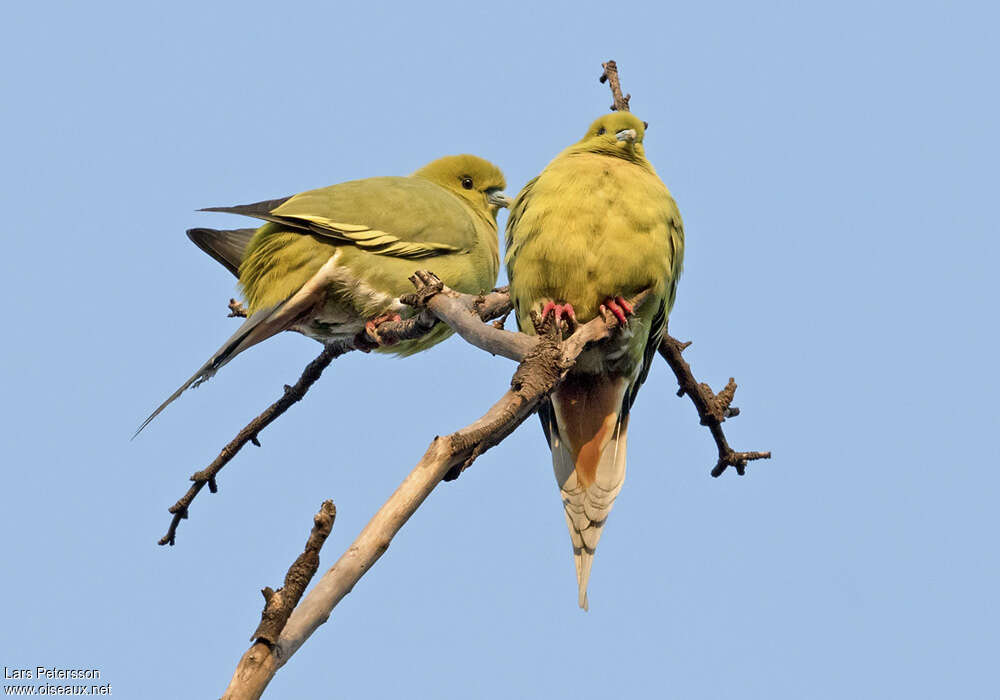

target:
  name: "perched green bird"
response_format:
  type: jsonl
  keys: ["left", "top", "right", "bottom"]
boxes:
{"left": 137, "top": 155, "right": 509, "bottom": 435}
{"left": 505, "top": 113, "right": 684, "bottom": 609}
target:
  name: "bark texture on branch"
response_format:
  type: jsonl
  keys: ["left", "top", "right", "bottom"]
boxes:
{"left": 222, "top": 501, "right": 336, "bottom": 700}
{"left": 658, "top": 333, "right": 771, "bottom": 476}
{"left": 600, "top": 60, "right": 631, "bottom": 112}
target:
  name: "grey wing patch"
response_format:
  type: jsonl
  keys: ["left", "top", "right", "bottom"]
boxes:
{"left": 186, "top": 227, "right": 256, "bottom": 277}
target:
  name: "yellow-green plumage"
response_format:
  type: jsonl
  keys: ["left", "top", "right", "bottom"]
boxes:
{"left": 137, "top": 155, "right": 507, "bottom": 434}
{"left": 505, "top": 113, "right": 684, "bottom": 608}
{"left": 237, "top": 164, "right": 504, "bottom": 356}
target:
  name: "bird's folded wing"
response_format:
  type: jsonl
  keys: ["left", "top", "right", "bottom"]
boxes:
{"left": 202, "top": 177, "right": 475, "bottom": 259}
{"left": 269, "top": 213, "right": 463, "bottom": 258}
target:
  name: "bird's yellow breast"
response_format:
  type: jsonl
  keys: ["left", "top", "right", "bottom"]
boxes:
{"left": 507, "top": 152, "right": 681, "bottom": 325}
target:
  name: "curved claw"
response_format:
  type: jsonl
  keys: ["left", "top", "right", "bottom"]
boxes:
{"left": 600, "top": 296, "right": 634, "bottom": 327}
{"left": 614, "top": 296, "right": 633, "bottom": 316}
{"left": 540, "top": 301, "right": 577, "bottom": 333}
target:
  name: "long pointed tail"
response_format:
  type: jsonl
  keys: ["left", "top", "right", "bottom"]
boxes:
{"left": 132, "top": 300, "right": 288, "bottom": 437}
{"left": 543, "top": 374, "right": 630, "bottom": 610}
{"left": 135, "top": 251, "right": 348, "bottom": 437}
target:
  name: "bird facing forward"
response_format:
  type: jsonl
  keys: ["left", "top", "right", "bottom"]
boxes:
{"left": 505, "top": 113, "right": 684, "bottom": 609}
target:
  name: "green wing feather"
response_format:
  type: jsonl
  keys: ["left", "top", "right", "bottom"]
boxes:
{"left": 268, "top": 213, "right": 462, "bottom": 258}
{"left": 205, "top": 176, "right": 477, "bottom": 260}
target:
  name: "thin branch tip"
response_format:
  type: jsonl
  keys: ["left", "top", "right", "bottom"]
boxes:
{"left": 159, "top": 276, "right": 516, "bottom": 545}
{"left": 228, "top": 298, "right": 248, "bottom": 318}
{"left": 157, "top": 344, "right": 347, "bottom": 546}
{"left": 600, "top": 59, "right": 631, "bottom": 112}
{"left": 712, "top": 450, "right": 773, "bottom": 478}
{"left": 658, "top": 333, "right": 771, "bottom": 477}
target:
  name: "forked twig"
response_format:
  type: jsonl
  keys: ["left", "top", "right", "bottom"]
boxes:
{"left": 658, "top": 332, "right": 771, "bottom": 477}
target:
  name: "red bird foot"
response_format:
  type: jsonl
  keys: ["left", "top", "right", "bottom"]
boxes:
{"left": 357, "top": 312, "right": 402, "bottom": 350}
{"left": 600, "top": 296, "right": 634, "bottom": 327}
{"left": 540, "top": 301, "right": 577, "bottom": 334}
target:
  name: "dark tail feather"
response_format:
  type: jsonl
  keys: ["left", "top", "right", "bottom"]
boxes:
{"left": 186, "top": 227, "right": 257, "bottom": 277}
{"left": 132, "top": 301, "right": 286, "bottom": 438}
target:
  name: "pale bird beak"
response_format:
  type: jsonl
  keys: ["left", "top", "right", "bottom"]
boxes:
{"left": 488, "top": 190, "right": 512, "bottom": 208}
{"left": 616, "top": 128, "right": 638, "bottom": 143}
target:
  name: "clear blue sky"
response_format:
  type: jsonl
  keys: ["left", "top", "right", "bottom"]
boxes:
{"left": 2, "top": 1, "right": 997, "bottom": 697}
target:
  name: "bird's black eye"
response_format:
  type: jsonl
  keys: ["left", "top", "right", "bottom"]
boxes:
{"left": 461, "top": 176, "right": 474, "bottom": 190}
{"left": 597, "top": 127, "right": 606, "bottom": 135}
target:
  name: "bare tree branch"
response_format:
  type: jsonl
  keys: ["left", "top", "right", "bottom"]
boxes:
{"left": 217, "top": 281, "right": 653, "bottom": 697}
{"left": 158, "top": 344, "right": 349, "bottom": 546}
{"left": 252, "top": 501, "right": 337, "bottom": 644}
{"left": 600, "top": 60, "right": 631, "bottom": 112}
{"left": 158, "top": 286, "right": 513, "bottom": 546}
{"left": 228, "top": 298, "right": 248, "bottom": 318}
{"left": 221, "top": 501, "right": 337, "bottom": 700}
{"left": 402, "top": 271, "right": 534, "bottom": 361}
{"left": 658, "top": 331, "right": 771, "bottom": 477}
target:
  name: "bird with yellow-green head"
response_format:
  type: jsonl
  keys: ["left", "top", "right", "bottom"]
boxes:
{"left": 136, "top": 155, "right": 509, "bottom": 435}
{"left": 505, "top": 112, "right": 685, "bottom": 609}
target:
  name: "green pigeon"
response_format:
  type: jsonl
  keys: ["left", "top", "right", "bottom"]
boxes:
{"left": 137, "top": 155, "right": 509, "bottom": 435}
{"left": 505, "top": 113, "right": 684, "bottom": 609}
